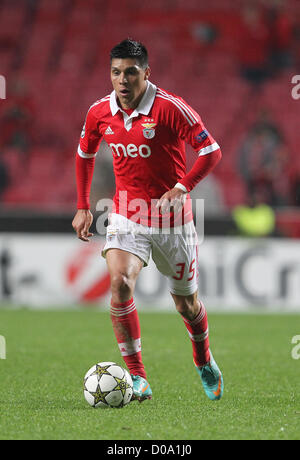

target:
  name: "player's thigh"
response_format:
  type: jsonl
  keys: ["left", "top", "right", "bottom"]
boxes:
{"left": 102, "top": 212, "right": 151, "bottom": 269}
{"left": 106, "top": 248, "right": 144, "bottom": 285}
{"left": 152, "top": 223, "right": 198, "bottom": 296}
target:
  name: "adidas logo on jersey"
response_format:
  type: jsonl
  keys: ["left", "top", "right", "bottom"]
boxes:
{"left": 105, "top": 126, "right": 114, "bottom": 135}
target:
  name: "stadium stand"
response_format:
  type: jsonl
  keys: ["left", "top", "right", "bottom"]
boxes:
{"left": 0, "top": 0, "right": 299, "bottom": 221}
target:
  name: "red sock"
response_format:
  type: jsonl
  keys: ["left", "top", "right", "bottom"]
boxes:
{"left": 181, "top": 301, "right": 210, "bottom": 367}
{"left": 110, "top": 297, "right": 147, "bottom": 379}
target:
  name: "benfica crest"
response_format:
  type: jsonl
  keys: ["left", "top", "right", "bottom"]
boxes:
{"left": 141, "top": 122, "right": 157, "bottom": 139}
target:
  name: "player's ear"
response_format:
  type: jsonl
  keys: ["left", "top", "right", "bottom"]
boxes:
{"left": 144, "top": 66, "right": 151, "bottom": 80}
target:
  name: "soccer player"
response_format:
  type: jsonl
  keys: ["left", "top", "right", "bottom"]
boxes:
{"left": 72, "top": 39, "right": 224, "bottom": 402}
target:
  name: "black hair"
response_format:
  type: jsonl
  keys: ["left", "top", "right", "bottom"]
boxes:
{"left": 110, "top": 39, "right": 148, "bottom": 69}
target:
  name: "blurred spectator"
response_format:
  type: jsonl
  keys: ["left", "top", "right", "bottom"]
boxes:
{"left": 293, "top": 11, "right": 300, "bottom": 68}
{"left": 237, "top": 3, "right": 271, "bottom": 85}
{"left": 232, "top": 198, "right": 276, "bottom": 237}
{"left": 291, "top": 175, "right": 300, "bottom": 207}
{"left": 0, "top": 79, "right": 35, "bottom": 155}
{"left": 264, "top": 0, "right": 293, "bottom": 73}
{"left": 233, "top": 159, "right": 276, "bottom": 237}
{"left": 0, "top": 158, "right": 9, "bottom": 200}
{"left": 237, "top": 109, "right": 292, "bottom": 207}
{"left": 191, "top": 23, "right": 218, "bottom": 46}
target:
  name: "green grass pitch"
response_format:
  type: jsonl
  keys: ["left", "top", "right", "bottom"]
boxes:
{"left": 0, "top": 309, "right": 299, "bottom": 440}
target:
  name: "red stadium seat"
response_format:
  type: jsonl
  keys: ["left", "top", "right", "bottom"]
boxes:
{"left": 0, "top": 0, "right": 299, "bottom": 212}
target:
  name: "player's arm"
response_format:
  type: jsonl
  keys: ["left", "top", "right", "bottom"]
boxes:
{"left": 175, "top": 101, "right": 222, "bottom": 193}
{"left": 176, "top": 142, "right": 222, "bottom": 194}
{"left": 72, "top": 107, "right": 102, "bottom": 242}
{"left": 157, "top": 100, "right": 222, "bottom": 213}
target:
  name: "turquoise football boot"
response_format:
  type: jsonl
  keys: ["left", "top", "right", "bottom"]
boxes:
{"left": 131, "top": 375, "right": 152, "bottom": 402}
{"left": 195, "top": 350, "right": 224, "bottom": 401}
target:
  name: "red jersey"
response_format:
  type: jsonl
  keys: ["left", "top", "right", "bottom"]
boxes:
{"left": 78, "top": 81, "right": 221, "bottom": 227}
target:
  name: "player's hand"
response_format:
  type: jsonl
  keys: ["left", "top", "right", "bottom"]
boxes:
{"left": 156, "top": 187, "right": 187, "bottom": 215}
{"left": 72, "top": 209, "right": 94, "bottom": 242}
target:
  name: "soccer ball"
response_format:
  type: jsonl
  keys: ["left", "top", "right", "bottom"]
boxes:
{"left": 83, "top": 361, "right": 133, "bottom": 408}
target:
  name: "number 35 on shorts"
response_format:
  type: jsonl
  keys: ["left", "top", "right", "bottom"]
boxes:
{"left": 173, "top": 259, "right": 196, "bottom": 281}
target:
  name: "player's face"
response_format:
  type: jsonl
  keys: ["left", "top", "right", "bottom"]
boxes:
{"left": 111, "top": 58, "right": 150, "bottom": 109}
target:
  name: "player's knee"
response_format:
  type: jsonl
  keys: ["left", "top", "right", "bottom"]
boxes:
{"left": 173, "top": 294, "right": 199, "bottom": 321}
{"left": 175, "top": 298, "right": 193, "bottom": 317}
{"left": 110, "top": 272, "right": 134, "bottom": 303}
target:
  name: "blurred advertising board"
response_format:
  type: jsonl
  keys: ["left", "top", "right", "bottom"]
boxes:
{"left": 0, "top": 234, "right": 299, "bottom": 312}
